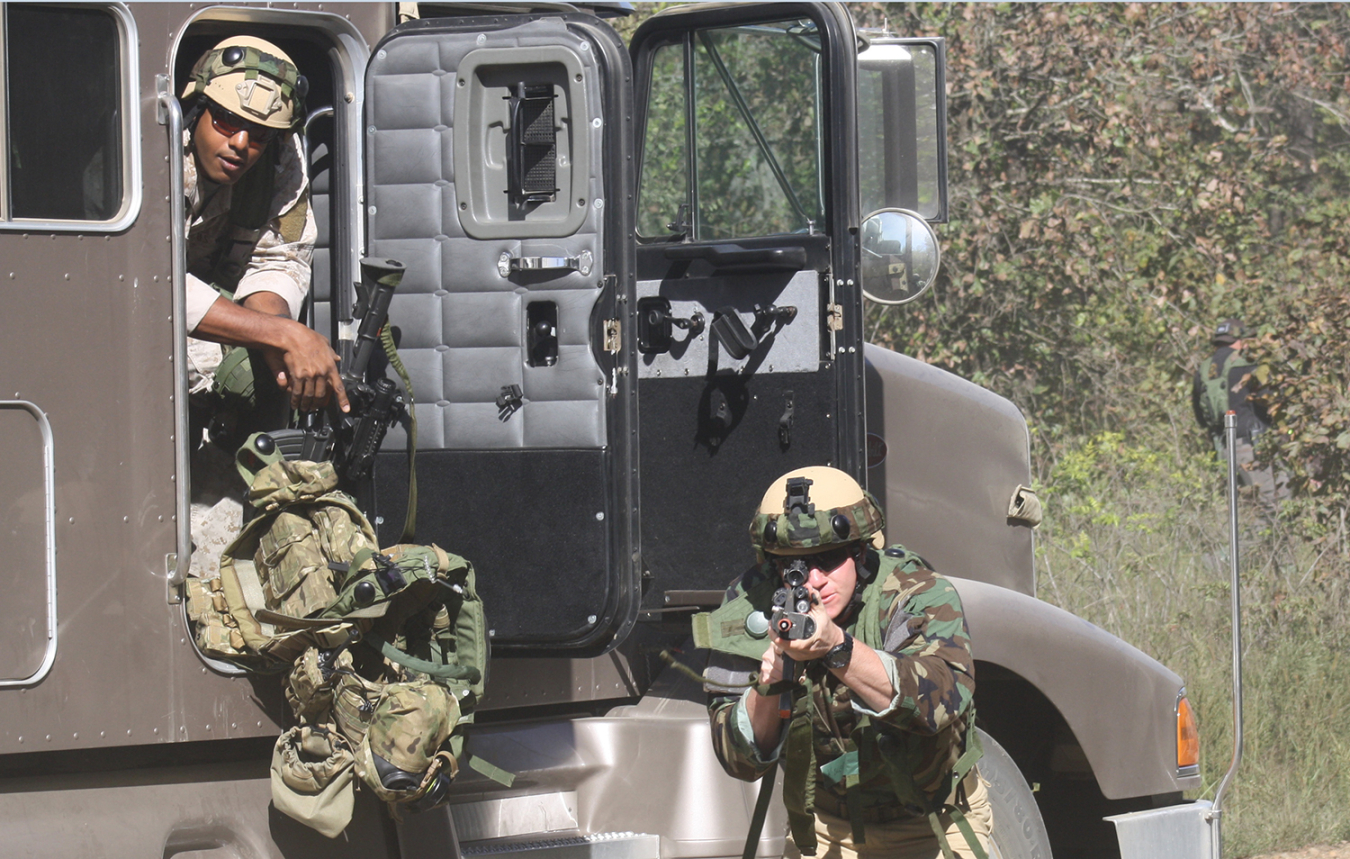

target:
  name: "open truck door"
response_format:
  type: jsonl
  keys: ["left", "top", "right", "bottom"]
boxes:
{"left": 626, "top": 2, "right": 866, "bottom": 611}
{"left": 364, "top": 13, "right": 638, "bottom": 653}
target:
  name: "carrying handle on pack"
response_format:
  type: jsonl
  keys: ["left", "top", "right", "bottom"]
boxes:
{"left": 236, "top": 431, "right": 287, "bottom": 486}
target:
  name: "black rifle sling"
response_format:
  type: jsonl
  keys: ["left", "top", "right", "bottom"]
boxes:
{"left": 743, "top": 761, "right": 778, "bottom": 859}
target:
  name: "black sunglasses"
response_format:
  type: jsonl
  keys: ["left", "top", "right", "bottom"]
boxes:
{"left": 774, "top": 545, "right": 856, "bottom": 575}
{"left": 208, "top": 103, "right": 280, "bottom": 149}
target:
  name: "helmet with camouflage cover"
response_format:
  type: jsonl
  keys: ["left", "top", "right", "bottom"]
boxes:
{"left": 182, "top": 36, "right": 307, "bottom": 130}
{"left": 749, "top": 466, "right": 886, "bottom": 557}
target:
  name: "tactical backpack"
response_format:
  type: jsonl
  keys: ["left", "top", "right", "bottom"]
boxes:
{"left": 1200, "top": 351, "right": 1249, "bottom": 434}
{"left": 185, "top": 438, "right": 502, "bottom": 836}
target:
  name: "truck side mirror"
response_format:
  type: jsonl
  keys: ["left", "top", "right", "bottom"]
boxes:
{"left": 857, "top": 37, "right": 947, "bottom": 223}
{"left": 859, "top": 208, "right": 940, "bottom": 305}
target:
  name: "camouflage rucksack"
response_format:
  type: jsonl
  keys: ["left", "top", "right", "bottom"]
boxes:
{"left": 184, "top": 434, "right": 500, "bottom": 834}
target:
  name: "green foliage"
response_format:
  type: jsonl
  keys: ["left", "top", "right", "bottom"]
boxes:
{"left": 634, "top": 13, "right": 826, "bottom": 240}
{"left": 857, "top": 3, "right": 1350, "bottom": 521}
{"left": 849, "top": 4, "right": 1350, "bottom": 854}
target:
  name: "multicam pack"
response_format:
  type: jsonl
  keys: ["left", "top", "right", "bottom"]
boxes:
{"left": 184, "top": 434, "right": 498, "bottom": 835}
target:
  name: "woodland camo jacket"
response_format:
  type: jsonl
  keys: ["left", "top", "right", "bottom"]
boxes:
{"left": 707, "top": 547, "right": 976, "bottom": 814}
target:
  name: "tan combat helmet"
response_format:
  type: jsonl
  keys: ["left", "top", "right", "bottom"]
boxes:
{"left": 182, "top": 36, "right": 307, "bottom": 129}
{"left": 749, "top": 466, "right": 886, "bottom": 557}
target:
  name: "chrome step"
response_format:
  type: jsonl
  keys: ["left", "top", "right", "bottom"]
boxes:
{"left": 461, "top": 832, "right": 661, "bottom": 859}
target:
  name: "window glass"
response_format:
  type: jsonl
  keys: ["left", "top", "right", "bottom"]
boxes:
{"left": 637, "top": 42, "right": 687, "bottom": 239}
{"left": 6, "top": 5, "right": 123, "bottom": 221}
{"left": 637, "top": 19, "right": 825, "bottom": 242}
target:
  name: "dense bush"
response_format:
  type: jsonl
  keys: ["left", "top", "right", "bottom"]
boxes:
{"left": 859, "top": 3, "right": 1350, "bottom": 523}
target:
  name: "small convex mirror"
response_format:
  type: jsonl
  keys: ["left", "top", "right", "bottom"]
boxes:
{"left": 860, "top": 208, "right": 940, "bottom": 305}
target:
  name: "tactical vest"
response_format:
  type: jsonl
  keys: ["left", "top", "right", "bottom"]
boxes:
{"left": 192, "top": 134, "right": 310, "bottom": 418}
{"left": 694, "top": 548, "right": 985, "bottom": 859}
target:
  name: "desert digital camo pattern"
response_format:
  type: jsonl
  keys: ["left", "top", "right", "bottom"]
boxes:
{"left": 708, "top": 547, "right": 976, "bottom": 814}
{"left": 182, "top": 126, "right": 317, "bottom": 354}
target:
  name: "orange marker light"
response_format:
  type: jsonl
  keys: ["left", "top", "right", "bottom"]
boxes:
{"left": 1177, "top": 695, "right": 1200, "bottom": 769}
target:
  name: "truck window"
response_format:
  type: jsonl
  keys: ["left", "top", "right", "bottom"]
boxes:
{"left": 2, "top": 4, "right": 129, "bottom": 225}
{"left": 637, "top": 18, "right": 825, "bottom": 241}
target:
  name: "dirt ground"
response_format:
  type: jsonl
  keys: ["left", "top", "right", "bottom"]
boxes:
{"left": 1255, "top": 845, "right": 1350, "bottom": 859}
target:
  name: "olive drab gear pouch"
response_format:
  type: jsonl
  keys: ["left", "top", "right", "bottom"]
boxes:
{"left": 271, "top": 725, "right": 357, "bottom": 839}
{"left": 1201, "top": 351, "right": 1250, "bottom": 434}
{"left": 186, "top": 434, "right": 503, "bottom": 832}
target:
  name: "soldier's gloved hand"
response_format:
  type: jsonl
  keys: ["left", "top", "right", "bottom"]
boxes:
{"left": 772, "top": 587, "right": 846, "bottom": 664}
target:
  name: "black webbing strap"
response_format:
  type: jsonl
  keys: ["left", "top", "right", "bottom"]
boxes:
{"left": 741, "top": 762, "right": 778, "bottom": 859}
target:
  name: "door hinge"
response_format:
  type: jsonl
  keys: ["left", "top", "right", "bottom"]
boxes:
{"left": 166, "top": 552, "right": 183, "bottom": 605}
{"left": 604, "top": 319, "right": 622, "bottom": 353}
{"left": 826, "top": 304, "right": 844, "bottom": 332}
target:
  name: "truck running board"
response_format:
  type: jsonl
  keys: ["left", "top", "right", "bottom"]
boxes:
{"left": 461, "top": 832, "right": 661, "bottom": 859}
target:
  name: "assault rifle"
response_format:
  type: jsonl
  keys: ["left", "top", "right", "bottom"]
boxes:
{"left": 268, "top": 257, "right": 408, "bottom": 483}
{"left": 770, "top": 558, "right": 816, "bottom": 640}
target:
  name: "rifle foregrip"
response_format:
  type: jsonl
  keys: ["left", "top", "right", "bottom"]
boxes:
{"left": 346, "top": 377, "right": 399, "bottom": 479}
{"left": 349, "top": 257, "right": 405, "bottom": 383}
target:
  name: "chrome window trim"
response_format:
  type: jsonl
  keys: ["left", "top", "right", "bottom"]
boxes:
{"left": 0, "top": 400, "right": 58, "bottom": 688}
{"left": 0, "top": 2, "right": 142, "bottom": 232}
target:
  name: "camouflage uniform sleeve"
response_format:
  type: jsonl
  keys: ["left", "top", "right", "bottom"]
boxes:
{"left": 708, "top": 685, "right": 781, "bottom": 782}
{"left": 705, "top": 568, "right": 781, "bottom": 782}
{"left": 232, "top": 133, "right": 316, "bottom": 321}
{"left": 186, "top": 274, "right": 223, "bottom": 333}
{"left": 855, "top": 570, "right": 975, "bottom": 736}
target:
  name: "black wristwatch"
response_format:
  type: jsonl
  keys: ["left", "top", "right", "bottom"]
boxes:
{"left": 823, "top": 632, "right": 854, "bottom": 670}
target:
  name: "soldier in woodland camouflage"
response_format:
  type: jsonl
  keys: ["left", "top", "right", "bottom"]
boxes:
{"left": 701, "top": 467, "right": 990, "bottom": 859}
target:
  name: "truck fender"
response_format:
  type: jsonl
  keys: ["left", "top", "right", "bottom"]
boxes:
{"left": 950, "top": 576, "right": 1194, "bottom": 799}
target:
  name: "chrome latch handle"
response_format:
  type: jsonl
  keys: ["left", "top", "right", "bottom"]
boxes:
{"left": 498, "top": 249, "right": 593, "bottom": 277}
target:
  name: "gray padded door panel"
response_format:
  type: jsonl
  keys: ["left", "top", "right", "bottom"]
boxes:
{"left": 366, "top": 20, "right": 608, "bottom": 453}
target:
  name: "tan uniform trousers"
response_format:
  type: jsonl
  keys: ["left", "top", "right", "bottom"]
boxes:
{"left": 784, "top": 772, "right": 991, "bottom": 859}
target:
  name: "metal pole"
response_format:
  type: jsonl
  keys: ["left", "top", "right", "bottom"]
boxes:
{"left": 1207, "top": 411, "right": 1244, "bottom": 858}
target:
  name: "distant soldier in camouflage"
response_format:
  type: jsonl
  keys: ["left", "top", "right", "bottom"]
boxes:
{"left": 700, "top": 467, "right": 989, "bottom": 859}
{"left": 1191, "top": 317, "right": 1289, "bottom": 518}
{"left": 179, "top": 36, "right": 347, "bottom": 577}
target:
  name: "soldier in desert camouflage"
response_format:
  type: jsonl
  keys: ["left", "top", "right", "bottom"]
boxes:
{"left": 178, "top": 36, "right": 347, "bottom": 577}
{"left": 700, "top": 467, "right": 991, "bottom": 859}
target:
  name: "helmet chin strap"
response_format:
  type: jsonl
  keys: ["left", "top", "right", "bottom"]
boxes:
{"left": 841, "top": 544, "right": 872, "bottom": 619}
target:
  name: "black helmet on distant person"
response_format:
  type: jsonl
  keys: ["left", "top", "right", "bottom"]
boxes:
{"left": 1211, "top": 318, "right": 1246, "bottom": 346}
